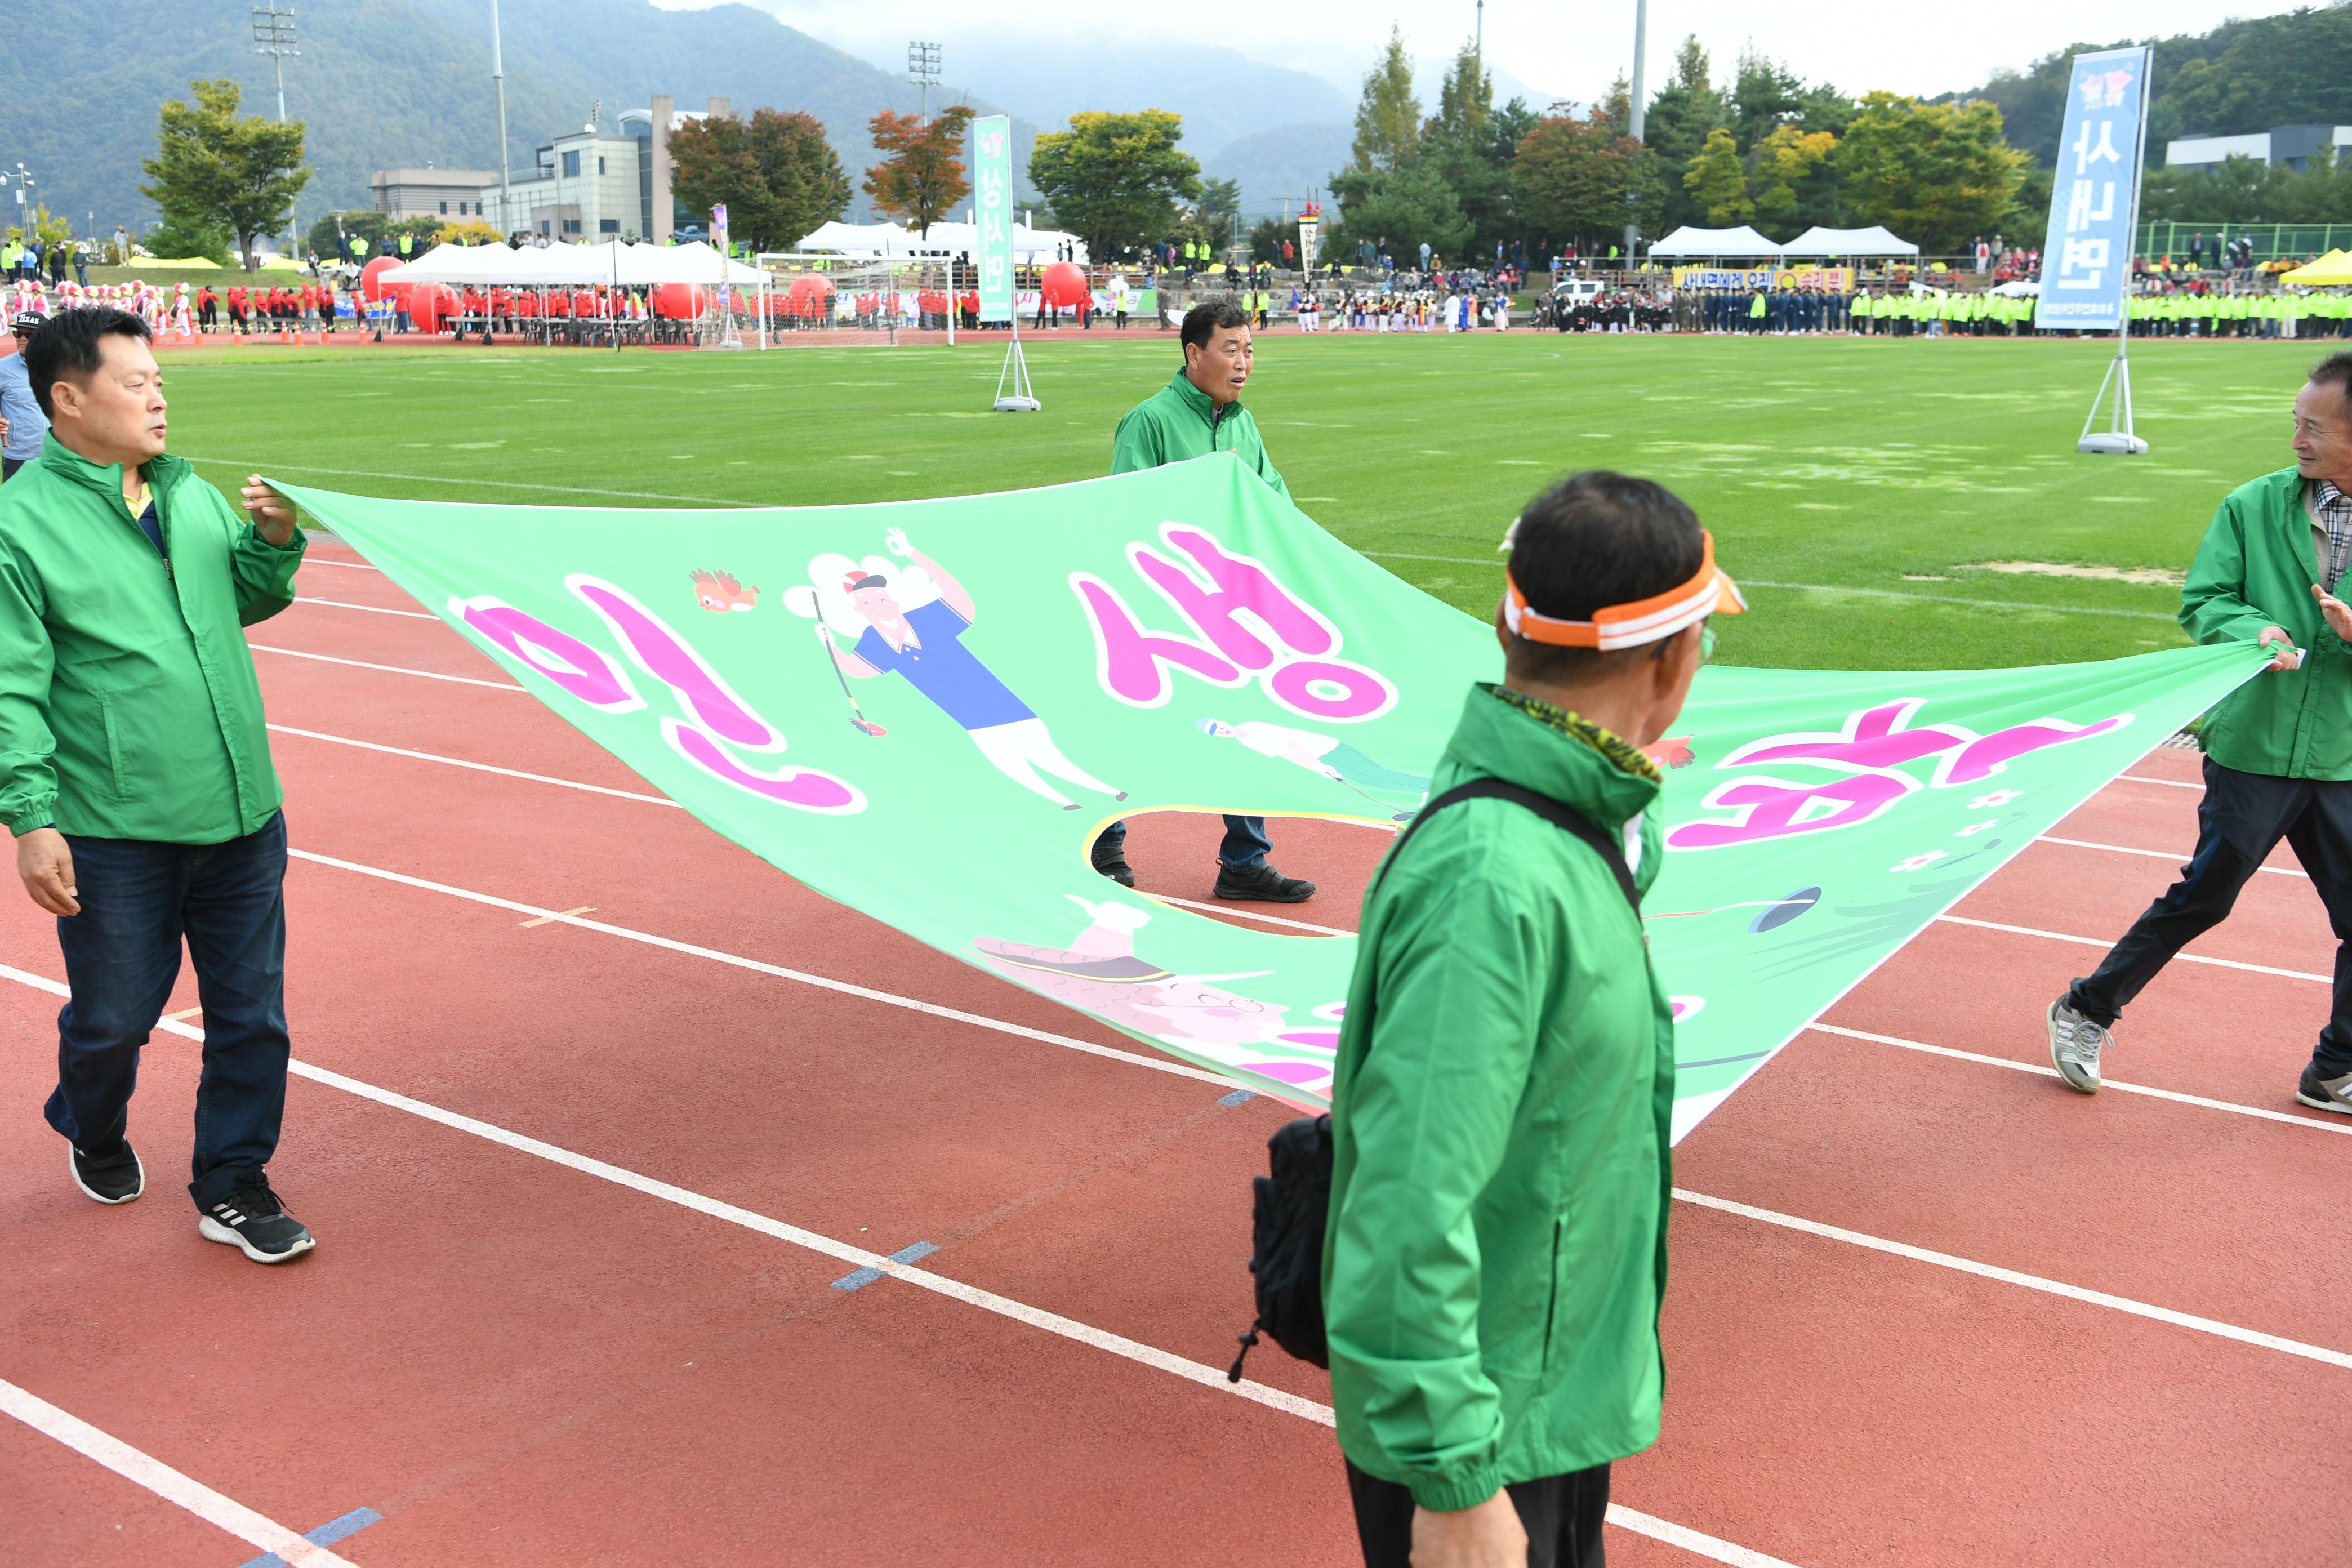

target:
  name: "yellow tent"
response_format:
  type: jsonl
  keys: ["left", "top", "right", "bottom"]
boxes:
{"left": 2280, "top": 249, "right": 2352, "bottom": 286}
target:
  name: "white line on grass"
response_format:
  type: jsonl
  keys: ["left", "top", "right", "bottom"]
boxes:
{"left": 294, "top": 598, "right": 440, "bottom": 621}
{"left": 181, "top": 455, "right": 749, "bottom": 506}
{"left": 1803, "top": 1022, "right": 2352, "bottom": 1138}
{"left": 0, "top": 1376, "right": 363, "bottom": 1567}
{"left": 1672, "top": 1188, "right": 2352, "bottom": 1371}
{"left": 0, "top": 963, "right": 1793, "bottom": 1568}
{"left": 2037, "top": 834, "right": 2305, "bottom": 878}
{"left": 266, "top": 725, "right": 680, "bottom": 807}
{"left": 279, "top": 848, "right": 1240, "bottom": 1089}
{"left": 1932, "top": 914, "right": 2331, "bottom": 983}
{"left": 1355, "top": 553, "right": 2179, "bottom": 621}
{"left": 247, "top": 643, "right": 527, "bottom": 692}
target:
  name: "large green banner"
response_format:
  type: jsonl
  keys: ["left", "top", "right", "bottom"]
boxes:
{"left": 279, "top": 457, "right": 2266, "bottom": 1141}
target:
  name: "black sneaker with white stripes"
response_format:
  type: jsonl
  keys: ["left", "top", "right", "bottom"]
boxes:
{"left": 197, "top": 1170, "right": 315, "bottom": 1263}
{"left": 70, "top": 1139, "right": 144, "bottom": 1204}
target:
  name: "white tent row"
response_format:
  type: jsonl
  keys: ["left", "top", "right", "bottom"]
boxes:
{"left": 379, "top": 239, "right": 764, "bottom": 288}
{"left": 795, "top": 218, "right": 1086, "bottom": 264}
{"left": 1645, "top": 223, "right": 1921, "bottom": 259}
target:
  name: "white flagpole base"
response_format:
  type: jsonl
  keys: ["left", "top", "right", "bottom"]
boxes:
{"left": 2077, "top": 432, "right": 2150, "bottom": 455}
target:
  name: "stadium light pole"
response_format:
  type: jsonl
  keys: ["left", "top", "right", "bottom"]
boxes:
{"left": 1622, "top": 0, "right": 1646, "bottom": 265}
{"left": 908, "top": 41, "right": 943, "bottom": 123}
{"left": 251, "top": 6, "right": 298, "bottom": 123}
{"left": 491, "top": 0, "right": 514, "bottom": 238}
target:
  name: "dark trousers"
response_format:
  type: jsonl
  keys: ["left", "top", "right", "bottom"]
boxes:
{"left": 1346, "top": 1460, "right": 1609, "bottom": 1568}
{"left": 1, "top": 457, "right": 21, "bottom": 482}
{"left": 1094, "top": 814, "right": 1272, "bottom": 870}
{"left": 2068, "top": 758, "right": 2352, "bottom": 1076}
{"left": 44, "top": 812, "right": 293, "bottom": 1208}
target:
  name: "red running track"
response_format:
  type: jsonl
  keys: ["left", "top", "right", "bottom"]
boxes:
{"left": 3, "top": 541, "right": 2348, "bottom": 1567}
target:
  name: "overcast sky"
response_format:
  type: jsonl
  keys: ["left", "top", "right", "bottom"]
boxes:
{"left": 674, "top": 0, "right": 2258, "bottom": 109}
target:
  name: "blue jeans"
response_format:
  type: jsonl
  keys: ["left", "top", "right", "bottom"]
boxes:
{"left": 1096, "top": 814, "right": 1272, "bottom": 871}
{"left": 44, "top": 812, "right": 293, "bottom": 1208}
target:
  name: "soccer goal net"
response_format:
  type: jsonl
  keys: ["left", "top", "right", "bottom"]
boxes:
{"left": 744, "top": 254, "right": 966, "bottom": 347}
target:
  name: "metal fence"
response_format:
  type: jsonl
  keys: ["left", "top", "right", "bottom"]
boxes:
{"left": 2135, "top": 222, "right": 2352, "bottom": 262}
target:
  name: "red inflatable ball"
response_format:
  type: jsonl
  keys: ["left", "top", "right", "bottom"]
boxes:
{"left": 1040, "top": 260, "right": 1089, "bottom": 309}
{"left": 360, "top": 255, "right": 400, "bottom": 301}
{"left": 787, "top": 274, "right": 834, "bottom": 302}
{"left": 652, "top": 282, "right": 705, "bottom": 319}
{"left": 407, "top": 283, "right": 452, "bottom": 333}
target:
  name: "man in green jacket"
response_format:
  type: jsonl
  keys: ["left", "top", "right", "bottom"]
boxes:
{"left": 1326, "top": 471, "right": 1740, "bottom": 1567}
{"left": 2048, "top": 351, "right": 2352, "bottom": 1115}
{"left": 1095, "top": 296, "right": 1313, "bottom": 903}
{"left": 1, "top": 307, "right": 321, "bottom": 1258}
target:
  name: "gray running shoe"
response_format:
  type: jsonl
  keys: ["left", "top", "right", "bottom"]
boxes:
{"left": 2295, "top": 1064, "right": 2352, "bottom": 1115}
{"left": 2047, "top": 999, "right": 2110, "bottom": 1093}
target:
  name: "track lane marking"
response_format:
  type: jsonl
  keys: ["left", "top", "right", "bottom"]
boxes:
{"left": 295, "top": 558, "right": 382, "bottom": 572}
{"left": 1143, "top": 892, "right": 1356, "bottom": 937}
{"left": 293, "top": 598, "right": 439, "bottom": 621}
{"left": 0, "top": 1376, "right": 363, "bottom": 1567}
{"left": 1933, "top": 914, "right": 2331, "bottom": 983}
{"left": 1803, "top": 1022, "right": 2352, "bottom": 1137}
{"left": 1673, "top": 1188, "right": 2352, "bottom": 1371}
{"left": 266, "top": 725, "right": 678, "bottom": 807}
{"left": 247, "top": 644, "right": 528, "bottom": 692}
{"left": 2119, "top": 773, "right": 2202, "bottom": 790}
{"left": 278, "top": 848, "right": 1240, "bottom": 1089}
{"left": 0, "top": 964, "right": 1797, "bottom": 1568}
{"left": 2036, "top": 834, "right": 2305, "bottom": 878}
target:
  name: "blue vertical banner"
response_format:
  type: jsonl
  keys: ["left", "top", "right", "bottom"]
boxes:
{"left": 2036, "top": 47, "right": 2151, "bottom": 333}
{"left": 975, "top": 115, "right": 1014, "bottom": 324}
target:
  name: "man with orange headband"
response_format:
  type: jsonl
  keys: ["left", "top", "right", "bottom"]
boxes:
{"left": 1324, "top": 471, "right": 1740, "bottom": 1568}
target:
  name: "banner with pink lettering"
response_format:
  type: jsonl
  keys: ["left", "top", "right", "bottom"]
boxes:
{"left": 275, "top": 456, "right": 2266, "bottom": 1142}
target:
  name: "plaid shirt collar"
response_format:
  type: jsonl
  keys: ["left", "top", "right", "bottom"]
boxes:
{"left": 2315, "top": 479, "right": 2352, "bottom": 592}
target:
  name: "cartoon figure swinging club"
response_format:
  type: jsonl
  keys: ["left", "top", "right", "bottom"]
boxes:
{"left": 787, "top": 527, "right": 1129, "bottom": 811}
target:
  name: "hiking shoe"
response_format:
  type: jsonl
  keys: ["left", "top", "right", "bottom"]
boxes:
{"left": 70, "top": 1139, "right": 144, "bottom": 1205}
{"left": 2047, "top": 999, "right": 2110, "bottom": 1093}
{"left": 1091, "top": 842, "right": 1137, "bottom": 888}
{"left": 2296, "top": 1064, "right": 2352, "bottom": 1115}
{"left": 1214, "top": 862, "right": 1316, "bottom": 903}
{"left": 197, "top": 1170, "right": 315, "bottom": 1264}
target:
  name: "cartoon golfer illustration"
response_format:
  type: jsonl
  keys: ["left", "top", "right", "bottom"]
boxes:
{"left": 1196, "top": 716, "right": 1429, "bottom": 818}
{"left": 795, "top": 527, "right": 1128, "bottom": 810}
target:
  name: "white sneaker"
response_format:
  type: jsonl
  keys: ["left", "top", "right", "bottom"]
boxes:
{"left": 2047, "top": 999, "right": 2110, "bottom": 1093}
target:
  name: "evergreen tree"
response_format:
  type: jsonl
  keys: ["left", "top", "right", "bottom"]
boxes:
{"left": 1643, "top": 37, "right": 1729, "bottom": 232}
{"left": 1351, "top": 29, "right": 1420, "bottom": 172}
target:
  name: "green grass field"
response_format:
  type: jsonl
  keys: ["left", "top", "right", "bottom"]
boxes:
{"left": 152, "top": 331, "right": 2323, "bottom": 670}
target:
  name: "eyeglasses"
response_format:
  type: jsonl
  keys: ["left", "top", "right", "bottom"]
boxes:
{"left": 1649, "top": 622, "right": 1718, "bottom": 664}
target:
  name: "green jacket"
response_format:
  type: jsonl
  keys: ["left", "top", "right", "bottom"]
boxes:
{"left": 1325, "top": 684, "right": 1673, "bottom": 1511}
{"left": 1110, "top": 368, "right": 1289, "bottom": 498}
{"left": 2183, "top": 465, "right": 2352, "bottom": 778}
{"left": 0, "top": 436, "right": 306, "bottom": 841}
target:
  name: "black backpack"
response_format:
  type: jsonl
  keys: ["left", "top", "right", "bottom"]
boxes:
{"left": 1226, "top": 776, "right": 1642, "bottom": 1383}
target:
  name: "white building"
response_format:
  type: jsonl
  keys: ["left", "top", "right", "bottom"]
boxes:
{"left": 478, "top": 96, "right": 725, "bottom": 244}
{"left": 372, "top": 168, "right": 498, "bottom": 221}
{"left": 2167, "top": 124, "right": 2352, "bottom": 172}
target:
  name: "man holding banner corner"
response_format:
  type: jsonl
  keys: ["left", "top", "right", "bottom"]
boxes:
{"left": 2048, "top": 352, "right": 2352, "bottom": 1115}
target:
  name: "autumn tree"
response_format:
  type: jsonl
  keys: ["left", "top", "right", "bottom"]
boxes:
{"left": 864, "top": 105, "right": 976, "bottom": 237}
{"left": 672, "top": 108, "right": 850, "bottom": 250}
{"left": 1515, "top": 108, "right": 1658, "bottom": 251}
{"left": 140, "top": 79, "right": 309, "bottom": 270}
{"left": 1351, "top": 28, "right": 1419, "bottom": 172}
{"left": 1836, "top": 92, "right": 2026, "bottom": 254}
{"left": 1682, "top": 128, "right": 1751, "bottom": 224}
{"left": 1748, "top": 125, "right": 1837, "bottom": 228}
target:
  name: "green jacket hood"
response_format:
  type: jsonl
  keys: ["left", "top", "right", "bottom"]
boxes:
{"left": 1440, "top": 683, "right": 1663, "bottom": 834}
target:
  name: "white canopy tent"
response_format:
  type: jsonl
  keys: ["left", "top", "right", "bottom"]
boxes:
{"left": 1646, "top": 225, "right": 1780, "bottom": 258}
{"left": 382, "top": 240, "right": 765, "bottom": 288}
{"left": 376, "top": 242, "right": 515, "bottom": 286}
{"left": 1780, "top": 225, "right": 1919, "bottom": 258}
{"left": 794, "top": 219, "right": 1086, "bottom": 264}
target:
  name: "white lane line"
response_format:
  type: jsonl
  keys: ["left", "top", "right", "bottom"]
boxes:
{"left": 297, "top": 558, "right": 382, "bottom": 572}
{"left": 248, "top": 643, "right": 527, "bottom": 693}
{"left": 1145, "top": 892, "right": 1356, "bottom": 937}
{"left": 267, "top": 725, "right": 680, "bottom": 808}
{"left": 1353, "top": 555, "right": 2179, "bottom": 622}
{"left": 2121, "top": 774, "right": 2202, "bottom": 790}
{"left": 2037, "top": 834, "right": 2306, "bottom": 879}
{"left": 1803, "top": 1022, "right": 2352, "bottom": 1138}
{"left": 0, "top": 963, "right": 1793, "bottom": 1568}
{"left": 295, "top": 598, "right": 440, "bottom": 621}
{"left": 280, "top": 847, "right": 1239, "bottom": 1089}
{"left": 181, "top": 455, "right": 750, "bottom": 507}
{"left": 1932, "top": 914, "right": 2331, "bottom": 983}
{"left": 0, "top": 1376, "right": 362, "bottom": 1567}
{"left": 1673, "top": 1188, "right": 2352, "bottom": 1372}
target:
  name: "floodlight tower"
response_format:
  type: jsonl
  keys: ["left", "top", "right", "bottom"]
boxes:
{"left": 908, "top": 41, "right": 943, "bottom": 121}
{"left": 252, "top": 6, "right": 299, "bottom": 122}
{"left": 1, "top": 164, "right": 32, "bottom": 221}
{"left": 489, "top": 0, "right": 514, "bottom": 237}
{"left": 1623, "top": 0, "right": 1646, "bottom": 264}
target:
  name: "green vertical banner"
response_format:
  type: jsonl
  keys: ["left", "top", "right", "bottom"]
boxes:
{"left": 278, "top": 458, "right": 2267, "bottom": 1142}
{"left": 974, "top": 115, "right": 1013, "bottom": 324}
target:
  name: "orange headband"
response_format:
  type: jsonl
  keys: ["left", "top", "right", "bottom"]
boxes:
{"left": 1503, "top": 529, "right": 1746, "bottom": 651}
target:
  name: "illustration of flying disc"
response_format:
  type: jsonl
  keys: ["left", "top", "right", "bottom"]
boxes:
{"left": 1749, "top": 887, "right": 1821, "bottom": 933}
